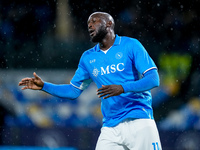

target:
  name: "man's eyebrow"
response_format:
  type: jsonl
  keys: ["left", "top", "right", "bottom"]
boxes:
{"left": 87, "top": 18, "right": 92, "bottom": 24}
{"left": 88, "top": 17, "right": 98, "bottom": 23}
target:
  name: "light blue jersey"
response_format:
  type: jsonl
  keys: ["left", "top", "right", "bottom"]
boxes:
{"left": 70, "top": 35, "right": 157, "bottom": 127}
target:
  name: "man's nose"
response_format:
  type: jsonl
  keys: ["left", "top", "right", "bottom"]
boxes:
{"left": 88, "top": 23, "right": 92, "bottom": 29}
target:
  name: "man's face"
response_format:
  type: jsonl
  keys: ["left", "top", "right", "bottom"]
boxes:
{"left": 87, "top": 15, "right": 108, "bottom": 43}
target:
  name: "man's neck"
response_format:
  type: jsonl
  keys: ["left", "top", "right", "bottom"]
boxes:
{"left": 99, "top": 33, "right": 115, "bottom": 51}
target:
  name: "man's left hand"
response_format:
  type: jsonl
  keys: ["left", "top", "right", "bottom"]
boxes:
{"left": 97, "top": 85, "right": 124, "bottom": 99}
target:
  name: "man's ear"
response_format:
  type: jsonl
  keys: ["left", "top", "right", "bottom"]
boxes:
{"left": 106, "top": 21, "right": 112, "bottom": 27}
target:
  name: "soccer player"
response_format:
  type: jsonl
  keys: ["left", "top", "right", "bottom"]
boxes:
{"left": 19, "top": 12, "right": 162, "bottom": 150}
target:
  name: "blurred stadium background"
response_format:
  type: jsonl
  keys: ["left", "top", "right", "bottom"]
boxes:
{"left": 0, "top": 0, "right": 200, "bottom": 149}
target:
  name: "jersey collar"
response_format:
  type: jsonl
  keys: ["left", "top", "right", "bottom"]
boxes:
{"left": 95, "top": 34, "right": 121, "bottom": 52}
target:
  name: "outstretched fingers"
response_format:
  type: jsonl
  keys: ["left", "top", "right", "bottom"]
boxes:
{"left": 18, "top": 78, "right": 32, "bottom": 85}
{"left": 21, "top": 86, "right": 29, "bottom": 90}
{"left": 18, "top": 77, "right": 34, "bottom": 90}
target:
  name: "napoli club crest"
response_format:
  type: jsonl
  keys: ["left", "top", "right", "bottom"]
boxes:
{"left": 115, "top": 52, "right": 123, "bottom": 59}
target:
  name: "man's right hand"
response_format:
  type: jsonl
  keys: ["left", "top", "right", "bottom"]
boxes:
{"left": 18, "top": 72, "right": 44, "bottom": 90}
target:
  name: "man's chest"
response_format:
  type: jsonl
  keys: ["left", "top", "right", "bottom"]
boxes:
{"left": 85, "top": 49, "right": 132, "bottom": 78}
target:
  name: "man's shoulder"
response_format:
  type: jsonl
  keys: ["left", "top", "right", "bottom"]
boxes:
{"left": 84, "top": 46, "right": 96, "bottom": 53}
{"left": 115, "top": 36, "right": 141, "bottom": 51}
{"left": 81, "top": 45, "right": 97, "bottom": 58}
{"left": 119, "top": 35, "right": 138, "bottom": 43}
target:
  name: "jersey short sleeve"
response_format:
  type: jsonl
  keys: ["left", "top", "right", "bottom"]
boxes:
{"left": 70, "top": 53, "right": 92, "bottom": 90}
{"left": 129, "top": 39, "right": 157, "bottom": 75}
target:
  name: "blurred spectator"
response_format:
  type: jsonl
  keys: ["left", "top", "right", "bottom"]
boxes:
{"left": 159, "top": 97, "right": 200, "bottom": 130}
{"left": 0, "top": 79, "right": 23, "bottom": 144}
